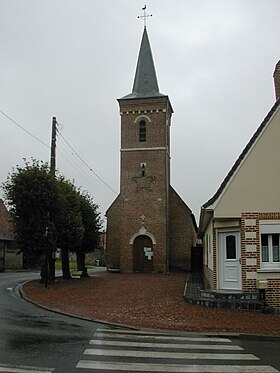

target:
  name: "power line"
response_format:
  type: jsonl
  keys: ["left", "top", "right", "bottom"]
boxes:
{"left": 57, "top": 141, "right": 115, "bottom": 203}
{"left": 0, "top": 109, "right": 118, "bottom": 197}
{"left": 0, "top": 109, "right": 50, "bottom": 149}
{"left": 57, "top": 127, "right": 118, "bottom": 195}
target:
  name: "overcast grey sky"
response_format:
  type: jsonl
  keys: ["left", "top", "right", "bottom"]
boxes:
{"left": 1, "top": 0, "right": 280, "bottom": 226}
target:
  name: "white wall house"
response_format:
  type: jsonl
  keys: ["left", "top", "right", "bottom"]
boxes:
{"left": 199, "top": 61, "right": 280, "bottom": 311}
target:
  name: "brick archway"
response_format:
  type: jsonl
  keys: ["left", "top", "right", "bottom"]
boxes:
{"left": 133, "top": 235, "right": 153, "bottom": 272}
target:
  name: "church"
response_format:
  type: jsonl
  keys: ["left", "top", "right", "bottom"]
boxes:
{"left": 106, "top": 26, "right": 197, "bottom": 273}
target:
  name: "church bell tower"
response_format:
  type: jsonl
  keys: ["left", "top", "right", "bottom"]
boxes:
{"left": 106, "top": 25, "right": 196, "bottom": 273}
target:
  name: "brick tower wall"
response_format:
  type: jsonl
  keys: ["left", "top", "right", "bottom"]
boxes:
{"left": 107, "top": 95, "right": 195, "bottom": 273}
{"left": 115, "top": 96, "right": 172, "bottom": 272}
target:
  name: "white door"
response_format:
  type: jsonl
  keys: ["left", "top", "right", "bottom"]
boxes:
{"left": 218, "top": 232, "right": 242, "bottom": 290}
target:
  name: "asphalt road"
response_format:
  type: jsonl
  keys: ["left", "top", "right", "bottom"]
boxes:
{"left": 233, "top": 336, "right": 280, "bottom": 371}
{"left": 0, "top": 271, "right": 279, "bottom": 373}
{"left": 0, "top": 271, "right": 106, "bottom": 372}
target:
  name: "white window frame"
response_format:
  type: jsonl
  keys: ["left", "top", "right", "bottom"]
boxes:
{"left": 260, "top": 223, "right": 280, "bottom": 270}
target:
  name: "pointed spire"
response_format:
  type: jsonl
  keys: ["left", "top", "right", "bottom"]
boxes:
{"left": 121, "top": 27, "right": 164, "bottom": 99}
{"left": 132, "top": 27, "right": 160, "bottom": 95}
{"left": 273, "top": 60, "right": 280, "bottom": 100}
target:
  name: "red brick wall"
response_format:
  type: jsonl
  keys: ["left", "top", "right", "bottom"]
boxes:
{"left": 241, "top": 212, "right": 280, "bottom": 308}
{"left": 241, "top": 213, "right": 259, "bottom": 292}
{"left": 266, "top": 279, "right": 280, "bottom": 310}
{"left": 118, "top": 193, "right": 168, "bottom": 273}
{"left": 106, "top": 95, "right": 195, "bottom": 273}
{"left": 169, "top": 187, "right": 197, "bottom": 271}
{"left": 120, "top": 98, "right": 171, "bottom": 151}
{"left": 106, "top": 96, "right": 171, "bottom": 273}
{"left": 106, "top": 195, "right": 122, "bottom": 269}
{"left": 119, "top": 101, "right": 170, "bottom": 271}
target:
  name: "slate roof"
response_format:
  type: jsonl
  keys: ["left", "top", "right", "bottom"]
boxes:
{"left": 0, "top": 199, "right": 13, "bottom": 241}
{"left": 203, "top": 98, "right": 280, "bottom": 209}
{"left": 120, "top": 27, "right": 165, "bottom": 100}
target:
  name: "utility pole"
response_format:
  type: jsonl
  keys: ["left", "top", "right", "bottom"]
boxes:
{"left": 48, "top": 117, "right": 57, "bottom": 283}
{"left": 50, "top": 117, "right": 57, "bottom": 175}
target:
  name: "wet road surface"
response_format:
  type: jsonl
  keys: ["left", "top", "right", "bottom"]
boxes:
{"left": 1, "top": 271, "right": 279, "bottom": 373}
{"left": 0, "top": 271, "right": 107, "bottom": 372}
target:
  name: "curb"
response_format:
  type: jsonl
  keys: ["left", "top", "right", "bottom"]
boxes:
{"left": 18, "top": 280, "right": 280, "bottom": 341}
{"left": 18, "top": 281, "right": 139, "bottom": 331}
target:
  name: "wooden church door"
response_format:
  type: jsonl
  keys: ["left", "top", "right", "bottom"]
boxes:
{"left": 133, "top": 235, "right": 153, "bottom": 272}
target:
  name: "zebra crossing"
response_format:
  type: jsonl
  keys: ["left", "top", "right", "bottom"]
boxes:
{"left": 76, "top": 328, "right": 279, "bottom": 372}
{"left": 0, "top": 364, "right": 54, "bottom": 373}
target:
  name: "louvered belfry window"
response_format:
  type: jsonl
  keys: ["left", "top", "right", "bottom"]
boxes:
{"left": 139, "top": 120, "right": 146, "bottom": 142}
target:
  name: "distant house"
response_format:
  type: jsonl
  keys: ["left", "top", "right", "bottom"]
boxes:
{"left": 0, "top": 199, "right": 22, "bottom": 271}
{"left": 84, "top": 231, "right": 106, "bottom": 267}
{"left": 199, "top": 61, "right": 280, "bottom": 311}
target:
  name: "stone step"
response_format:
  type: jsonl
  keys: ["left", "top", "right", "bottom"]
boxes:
{"left": 184, "top": 272, "right": 267, "bottom": 312}
{"left": 186, "top": 296, "right": 264, "bottom": 311}
{"left": 199, "top": 290, "right": 259, "bottom": 301}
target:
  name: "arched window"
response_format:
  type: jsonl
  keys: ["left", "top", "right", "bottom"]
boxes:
{"left": 141, "top": 163, "right": 146, "bottom": 177}
{"left": 139, "top": 120, "right": 146, "bottom": 142}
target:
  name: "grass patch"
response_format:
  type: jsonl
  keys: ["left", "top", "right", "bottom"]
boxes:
{"left": 55, "top": 260, "right": 77, "bottom": 271}
{"left": 55, "top": 260, "right": 96, "bottom": 270}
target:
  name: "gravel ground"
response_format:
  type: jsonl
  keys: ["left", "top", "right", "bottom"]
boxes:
{"left": 22, "top": 271, "right": 280, "bottom": 335}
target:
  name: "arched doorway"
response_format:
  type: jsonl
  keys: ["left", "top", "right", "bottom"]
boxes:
{"left": 133, "top": 235, "right": 153, "bottom": 272}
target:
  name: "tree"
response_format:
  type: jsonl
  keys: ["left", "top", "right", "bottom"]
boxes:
{"left": 54, "top": 177, "right": 84, "bottom": 279}
{"left": 76, "top": 191, "right": 101, "bottom": 276}
{"left": 2, "top": 159, "right": 57, "bottom": 277}
{"left": 2, "top": 159, "right": 101, "bottom": 282}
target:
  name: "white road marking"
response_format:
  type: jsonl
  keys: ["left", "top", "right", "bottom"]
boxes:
{"left": 90, "top": 339, "right": 243, "bottom": 350}
{"left": 76, "top": 360, "right": 279, "bottom": 372}
{"left": 0, "top": 364, "right": 54, "bottom": 373}
{"left": 76, "top": 329, "right": 279, "bottom": 372}
{"left": 84, "top": 348, "right": 258, "bottom": 360}
{"left": 95, "top": 330, "right": 232, "bottom": 343}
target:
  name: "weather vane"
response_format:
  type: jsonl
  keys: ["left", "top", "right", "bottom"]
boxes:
{"left": 137, "top": 5, "right": 153, "bottom": 28}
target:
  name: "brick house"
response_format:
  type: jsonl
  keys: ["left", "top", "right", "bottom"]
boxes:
{"left": 106, "top": 27, "right": 197, "bottom": 273}
{"left": 0, "top": 199, "right": 22, "bottom": 271}
{"left": 199, "top": 61, "right": 280, "bottom": 310}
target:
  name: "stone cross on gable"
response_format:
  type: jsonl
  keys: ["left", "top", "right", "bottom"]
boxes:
{"left": 139, "top": 214, "right": 147, "bottom": 234}
{"left": 140, "top": 214, "right": 146, "bottom": 227}
{"left": 137, "top": 5, "right": 153, "bottom": 28}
